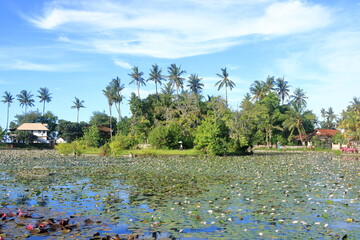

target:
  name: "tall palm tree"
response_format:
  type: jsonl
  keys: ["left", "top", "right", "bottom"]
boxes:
{"left": 264, "top": 76, "right": 275, "bottom": 93}
{"left": 110, "top": 77, "right": 125, "bottom": 120}
{"left": 167, "top": 63, "right": 186, "bottom": 95}
{"left": 187, "top": 74, "right": 204, "bottom": 95}
{"left": 148, "top": 64, "right": 164, "bottom": 95}
{"left": 290, "top": 88, "right": 308, "bottom": 108}
{"left": 2, "top": 91, "right": 14, "bottom": 130}
{"left": 283, "top": 103, "right": 316, "bottom": 146}
{"left": 103, "top": 86, "right": 115, "bottom": 138}
{"left": 17, "top": 90, "right": 35, "bottom": 114}
{"left": 37, "top": 87, "right": 52, "bottom": 117}
{"left": 275, "top": 77, "right": 291, "bottom": 105}
{"left": 128, "top": 66, "right": 145, "bottom": 98}
{"left": 250, "top": 80, "right": 267, "bottom": 102}
{"left": 349, "top": 96, "right": 360, "bottom": 114}
{"left": 71, "top": 97, "right": 85, "bottom": 123}
{"left": 215, "top": 67, "right": 235, "bottom": 105}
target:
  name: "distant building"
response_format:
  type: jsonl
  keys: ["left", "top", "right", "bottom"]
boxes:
{"left": 295, "top": 129, "right": 340, "bottom": 148}
{"left": 14, "top": 123, "right": 49, "bottom": 143}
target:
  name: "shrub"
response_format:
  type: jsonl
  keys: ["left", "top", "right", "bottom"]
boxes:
{"left": 55, "top": 140, "right": 86, "bottom": 155}
{"left": 194, "top": 117, "right": 230, "bottom": 155}
{"left": 148, "top": 124, "right": 182, "bottom": 149}
{"left": 109, "top": 134, "right": 137, "bottom": 154}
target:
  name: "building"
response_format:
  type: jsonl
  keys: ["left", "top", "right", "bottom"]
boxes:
{"left": 295, "top": 129, "right": 340, "bottom": 149}
{"left": 15, "top": 123, "right": 49, "bottom": 143}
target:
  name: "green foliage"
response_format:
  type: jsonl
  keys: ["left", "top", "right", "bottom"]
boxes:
{"left": 11, "top": 110, "right": 58, "bottom": 133}
{"left": 57, "top": 120, "right": 88, "bottom": 143}
{"left": 194, "top": 117, "right": 230, "bottom": 155}
{"left": 15, "top": 130, "right": 37, "bottom": 144}
{"left": 109, "top": 134, "right": 138, "bottom": 154}
{"left": 148, "top": 124, "right": 182, "bottom": 149}
{"left": 55, "top": 140, "right": 86, "bottom": 155}
{"left": 117, "top": 116, "right": 131, "bottom": 136}
{"left": 82, "top": 125, "right": 102, "bottom": 147}
{"left": 331, "top": 132, "right": 344, "bottom": 144}
{"left": 89, "top": 111, "right": 117, "bottom": 129}
{"left": 0, "top": 127, "right": 6, "bottom": 141}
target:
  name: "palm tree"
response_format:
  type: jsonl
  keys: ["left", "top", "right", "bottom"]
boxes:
{"left": 37, "top": 87, "right": 52, "bottom": 117}
{"left": 215, "top": 67, "right": 236, "bottom": 105}
{"left": 148, "top": 64, "right": 164, "bottom": 95}
{"left": 128, "top": 66, "right": 145, "bottom": 98}
{"left": 250, "top": 80, "right": 267, "bottom": 102}
{"left": 187, "top": 74, "right": 204, "bottom": 95}
{"left": 290, "top": 88, "right": 308, "bottom": 108}
{"left": 1, "top": 91, "right": 14, "bottom": 130}
{"left": 264, "top": 76, "right": 275, "bottom": 93}
{"left": 71, "top": 97, "right": 85, "bottom": 123}
{"left": 167, "top": 63, "right": 186, "bottom": 95}
{"left": 17, "top": 90, "right": 35, "bottom": 113}
{"left": 110, "top": 77, "right": 125, "bottom": 120}
{"left": 275, "top": 77, "right": 291, "bottom": 105}
{"left": 283, "top": 103, "right": 315, "bottom": 146}
{"left": 349, "top": 96, "right": 360, "bottom": 114}
{"left": 103, "top": 86, "right": 115, "bottom": 138}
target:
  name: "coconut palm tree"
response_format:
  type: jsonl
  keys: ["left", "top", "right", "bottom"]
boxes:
{"left": 290, "top": 88, "right": 308, "bottom": 108}
{"left": 215, "top": 68, "right": 235, "bottom": 105}
{"left": 264, "top": 76, "right": 275, "bottom": 93}
{"left": 250, "top": 80, "right": 267, "bottom": 102}
{"left": 17, "top": 90, "right": 35, "bottom": 114}
{"left": 1, "top": 91, "right": 14, "bottom": 131}
{"left": 71, "top": 97, "right": 85, "bottom": 123}
{"left": 148, "top": 64, "right": 165, "bottom": 95}
{"left": 283, "top": 103, "right": 315, "bottom": 146}
{"left": 128, "top": 66, "right": 145, "bottom": 98}
{"left": 110, "top": 77, "right": 125, "bottom": 120}
{"left": 167, "top": 63, "right": 186, "bottom": 95}
{"left": 349, "top": 96, "right": 360, "bottom": 114}
{"left": 37, "top": 87, "right": 52, "bottom": 117}
{"left": 103, "top": 86, "right": 115, "bottom": 138}
{"left": 275, "top": 77, "right": 291, "bottom": 105}
{"left": 187, "top": 74, "right": 204, "bottom": 95}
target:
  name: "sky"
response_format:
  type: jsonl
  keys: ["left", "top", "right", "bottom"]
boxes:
{"left": 1, "top": 0, "right": 360, "bottom": 127}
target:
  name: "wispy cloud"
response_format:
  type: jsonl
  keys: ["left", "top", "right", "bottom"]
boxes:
{"left": 27, "top": 0, "right": 332, "bottom": 58}
{"left": 113, "top": 59, "right": 132, "bottom": 69}
{"left": 0, "top": 59, "right": 84, "bottom": 71}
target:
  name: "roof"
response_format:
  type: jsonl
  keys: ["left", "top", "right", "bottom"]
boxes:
{"left": 294, "top": 129, "right": 340, "bottom": 141}
{"left": 315, "top": 129, "right": 340, "bottom": 137}
{"left": 17, "top": 123, "right": 49, "bottom": 131}
{"left": 98, "top": 126, "right": 111, "bottom": 133}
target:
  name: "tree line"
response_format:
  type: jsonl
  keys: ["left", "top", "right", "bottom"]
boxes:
{"left": 1, "top": 64, "right": 360, "bottom": 154}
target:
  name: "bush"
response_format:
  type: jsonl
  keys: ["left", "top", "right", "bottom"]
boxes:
{"left": 148, "top": 124, "right": 183, "bottom": 149}
{"left": 109, "top": 134, "right": 137, "bottom": 154}
{"left": 55, "top": 140, "right": 86, "bottom": 155}
{"left": 15, "top": 130, "right": 38, "bottom": 144}
{"left": 194, "top": 117, "right": 230, "bottom": 155}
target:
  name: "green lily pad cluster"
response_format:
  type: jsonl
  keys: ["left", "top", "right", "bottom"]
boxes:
{"left": 0, "top": 150, "right": 358, "bottom": 239}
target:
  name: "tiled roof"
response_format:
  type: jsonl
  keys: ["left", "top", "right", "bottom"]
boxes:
{"left": 17, "top": 123, "right": 49, "bottom": 131}
{"left": 315, "top": 129, "right": 340, "bottom": 137}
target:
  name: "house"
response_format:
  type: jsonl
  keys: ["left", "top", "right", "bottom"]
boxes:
{"left": 15, "top": 123, "right": 49, "bottom": 143}
{"left": 295, "top": 129, "right": 340, "bottom": 149}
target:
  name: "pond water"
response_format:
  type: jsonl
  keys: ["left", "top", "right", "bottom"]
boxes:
{"left": 0, "top": 150, "right": 359, "bottom": 239}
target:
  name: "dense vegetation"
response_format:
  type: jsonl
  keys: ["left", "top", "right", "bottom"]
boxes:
{"left": 1, "top": 65, "right": 360, "bottom": 155}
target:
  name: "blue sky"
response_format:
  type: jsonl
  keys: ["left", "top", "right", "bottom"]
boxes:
{"left": 1, "top": 0, "right": 359, "bottom": 127}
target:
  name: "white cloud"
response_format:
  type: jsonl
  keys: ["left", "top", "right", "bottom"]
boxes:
{"left": 27, "top": 0, "right": 332, "bottom": 58}
{"left": 0, "top": 59, "right": 83, "bottom": 72}
{"left": 113, "top": 59, "right": 132, "bottom": 69}
{"left": 274, "top": 31, "right": 360, "bottom": 114}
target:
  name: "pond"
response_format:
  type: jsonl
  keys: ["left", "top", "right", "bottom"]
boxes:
{"left": 0, "top": 150, "right": 359, "bottom": 239}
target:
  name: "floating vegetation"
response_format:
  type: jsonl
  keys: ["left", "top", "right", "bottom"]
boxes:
{"left": 0, "top": 150, "right": 359, "bottom": 239}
